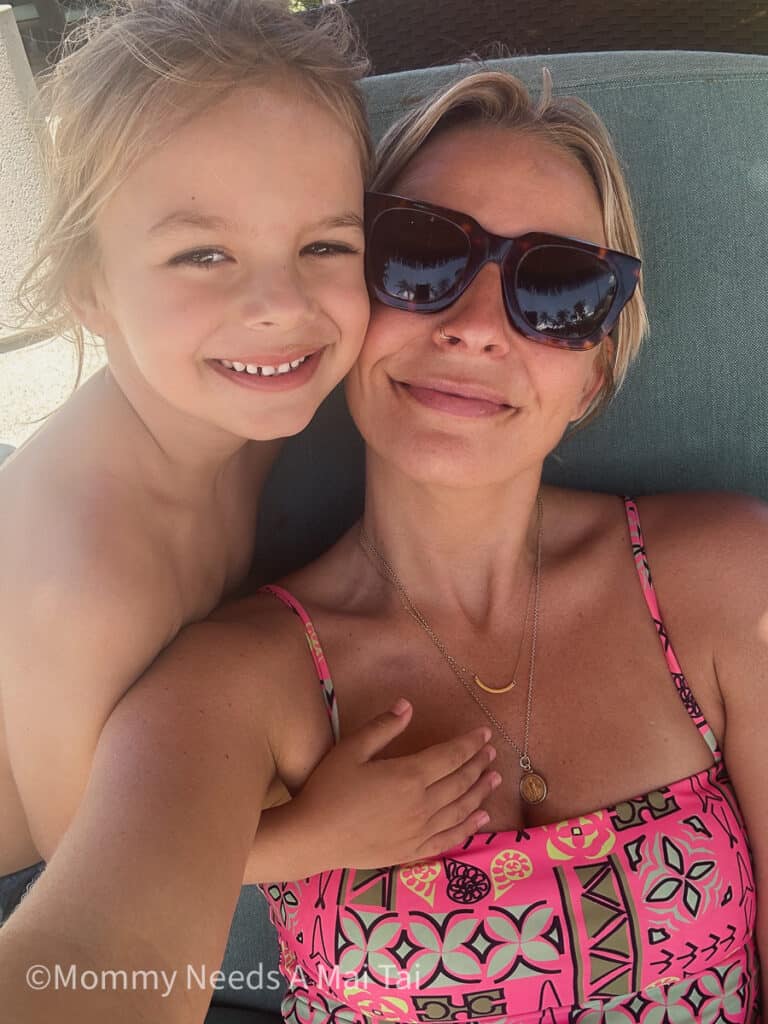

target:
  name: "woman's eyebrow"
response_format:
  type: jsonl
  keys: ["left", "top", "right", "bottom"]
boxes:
{"left": 147, "top": 210, "right": 364, "bottom": 237}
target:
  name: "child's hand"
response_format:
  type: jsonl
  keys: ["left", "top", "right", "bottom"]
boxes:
{"left": 293, "top": 698, "right": 500, "bottom": 870}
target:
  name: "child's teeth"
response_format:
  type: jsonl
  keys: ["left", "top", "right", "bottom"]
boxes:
{"left": 220, "top": 354, "right": 310, "bottom": 375}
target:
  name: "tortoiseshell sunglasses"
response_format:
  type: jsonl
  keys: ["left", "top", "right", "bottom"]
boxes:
{"left": 364, "top": 192, "right": 641, "bottom": 350}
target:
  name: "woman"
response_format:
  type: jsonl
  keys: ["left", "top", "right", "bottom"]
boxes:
{"left": 2, "top": 69, "right": 765, "bottom": 1023}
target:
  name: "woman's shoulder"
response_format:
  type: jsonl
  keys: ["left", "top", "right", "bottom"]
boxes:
{"left": 546, "top": 485, "right": 767, "bottom": 555}
{"left": 632, "top": 489, "right": 768, "bottom": 566}
{"left": 206, "top": 585, "right": 336, "bottom": 680}
{"left": 203, "top": 590, "right": 337, "bottom": 783}
{"left": 207, "top": 586, "right": 337, "bottom": 687}
{"left": 627, "top": 491, "right": 768, "bottom": 653}
{"left": 545, "top": 485, "right": 768, "bottom": 603}
{"left": 208, "top": 587, "right": 309, "bottom": 635}
{"left": 634, "top": 487, "right": 766, "bottom": 522}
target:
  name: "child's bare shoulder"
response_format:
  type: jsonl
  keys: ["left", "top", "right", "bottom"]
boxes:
{"left": 0, "top": 444, "right": 182, "bottom": 695}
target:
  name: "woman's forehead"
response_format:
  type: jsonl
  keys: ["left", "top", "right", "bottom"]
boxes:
{"left": 394, "top": 125, "right": 605, "bottom": 240}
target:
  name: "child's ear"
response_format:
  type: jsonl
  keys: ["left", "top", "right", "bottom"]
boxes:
{"left": 65, "top": 263, "right": 114, "bottom": 340}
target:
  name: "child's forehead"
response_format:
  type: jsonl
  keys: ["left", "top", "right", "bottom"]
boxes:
{"left": 95, "top": 84, "right": 364, "bottom": 241}
{"left": 142, "top": 80, "right": 331, "bottom": 150}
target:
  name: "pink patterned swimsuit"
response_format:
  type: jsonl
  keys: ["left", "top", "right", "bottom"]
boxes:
{"left": 258, "top": 498, "right": 759, "bottom": 1024}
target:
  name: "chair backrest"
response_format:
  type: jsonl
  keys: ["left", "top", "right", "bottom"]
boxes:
{"left": 215, "top": 49, "right": 768, "bottom": 1021}
{"left": 252, "top": 49, "right": 768, "bottom": 585}
{"left": 333, "top": 0, "right": 768, "bottom": 74}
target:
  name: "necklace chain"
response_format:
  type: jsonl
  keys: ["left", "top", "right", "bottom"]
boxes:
{"left": 454, "top": 558, "right": 535, "bottom": 694}
{"left": 358, "top": 494, "right": 543, "bottom": 768}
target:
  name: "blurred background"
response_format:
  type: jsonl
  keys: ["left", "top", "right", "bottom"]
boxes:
{"left": 8, "top": 0, "right": 767, "bottom": 76}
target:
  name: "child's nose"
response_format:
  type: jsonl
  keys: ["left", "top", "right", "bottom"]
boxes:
{"left": 240, "top": 266, "right": 315, "bottom": 330}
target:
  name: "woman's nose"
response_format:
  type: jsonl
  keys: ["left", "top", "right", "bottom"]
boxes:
{"left": 432, "top": 264, "right": 513, "bottom": 356}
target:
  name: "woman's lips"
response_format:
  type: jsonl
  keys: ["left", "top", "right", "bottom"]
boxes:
{"left": 398, "top": 381, "right": 514, "bottom": 418}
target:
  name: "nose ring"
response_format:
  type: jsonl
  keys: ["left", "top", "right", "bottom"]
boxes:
{"left": 439, "top": 324, "right": 460, "bottom": 344}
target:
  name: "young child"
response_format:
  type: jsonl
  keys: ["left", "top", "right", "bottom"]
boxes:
{"left": 0, "top": 0, "right": 492, "bottom": 918}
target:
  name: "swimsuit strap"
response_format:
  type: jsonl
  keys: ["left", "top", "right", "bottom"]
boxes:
{"left": 623, "top": 496, "right": 721, "bottom": 763}
{"left": 259, "top": 584, "right": 340, "bottom": 744}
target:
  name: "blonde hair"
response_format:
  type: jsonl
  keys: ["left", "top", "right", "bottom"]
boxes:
{"left": 14, "top": 0, "right": 372, "bottom": 382}
{"left": 372, "top": 69, "right": 649, "bottom": 425}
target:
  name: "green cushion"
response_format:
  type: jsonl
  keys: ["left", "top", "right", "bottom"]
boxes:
{"left": 254, "top": 49, "right": 768, "bottom": 584}
{"left": 207, "top": 886, "right": 284, "bottom": 1017}
{"left": 205, "top": 1010, "right": 283, "bottom": 1024}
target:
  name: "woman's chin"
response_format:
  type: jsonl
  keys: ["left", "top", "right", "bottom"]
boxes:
{"left": 379, "top": 437, "right": 507, "bottom": 490}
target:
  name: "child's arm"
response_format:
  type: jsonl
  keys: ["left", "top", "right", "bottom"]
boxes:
{"left": 245, "top": 699, "right": 499, "bottom": 884}
{"left": 0, "top": 623, "right": 275, "bottom": 1024}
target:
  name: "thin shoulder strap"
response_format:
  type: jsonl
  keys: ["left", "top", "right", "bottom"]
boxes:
{"left": 259, "top": 584, "right": 340, "bottom": 744}
{"left": 623, "top": 497, "right": 721, "bottom": 764}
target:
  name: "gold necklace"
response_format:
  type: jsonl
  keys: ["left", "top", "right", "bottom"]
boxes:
{"left": 358, "top": 494, "right": 548, "bottom": 805}
{"left": 455, "top": 563, "right": 535, "bottom": 694}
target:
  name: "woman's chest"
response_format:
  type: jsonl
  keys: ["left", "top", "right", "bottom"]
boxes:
{"left": 316, "top": 599, "right": 723, "bottom": 833}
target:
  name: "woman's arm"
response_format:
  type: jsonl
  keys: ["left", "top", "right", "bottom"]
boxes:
{"left": 671, "top": 493, "right": 768, "bottom": 1015}
{"left": 640, "top": 491, "right": 768, "bottom": 1015}
{"left": 692, "top": 495, "right": 768, "bottom": 1017}
{"left": 0, "top": 621, "right": 277, "bottom": 1024}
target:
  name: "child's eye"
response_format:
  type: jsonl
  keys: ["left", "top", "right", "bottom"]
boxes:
{"left": 302, "top": 241, "right": 360, "bottom": 257}
{"left": 170, "top": 249, "right": 231, "bottom": 268}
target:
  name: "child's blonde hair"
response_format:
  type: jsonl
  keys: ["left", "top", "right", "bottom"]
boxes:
{"left": 372, "top": 69, "right": 649, "bottom": 425}
{"left": 15, "top": 0, "right": 372, "bottom": 380}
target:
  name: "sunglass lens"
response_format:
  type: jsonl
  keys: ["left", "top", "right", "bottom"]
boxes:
{"left": 515, "top": 246, "right": 617, "bottom": 340}
{"left": 370, "top": 210, "right": 470, "bottom": 305}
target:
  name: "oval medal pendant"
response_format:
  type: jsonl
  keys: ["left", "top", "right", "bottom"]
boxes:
{"left": 519, "top": 769, "right": 548, "bottom": 805}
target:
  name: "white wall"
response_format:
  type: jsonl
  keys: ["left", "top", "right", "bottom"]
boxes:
{"left": 0, "top": 5, "right": 44, "bottom": 339}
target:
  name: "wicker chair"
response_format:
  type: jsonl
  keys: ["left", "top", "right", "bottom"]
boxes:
{"left": 321, "top": 0, "right": 768, "bottom": 75}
